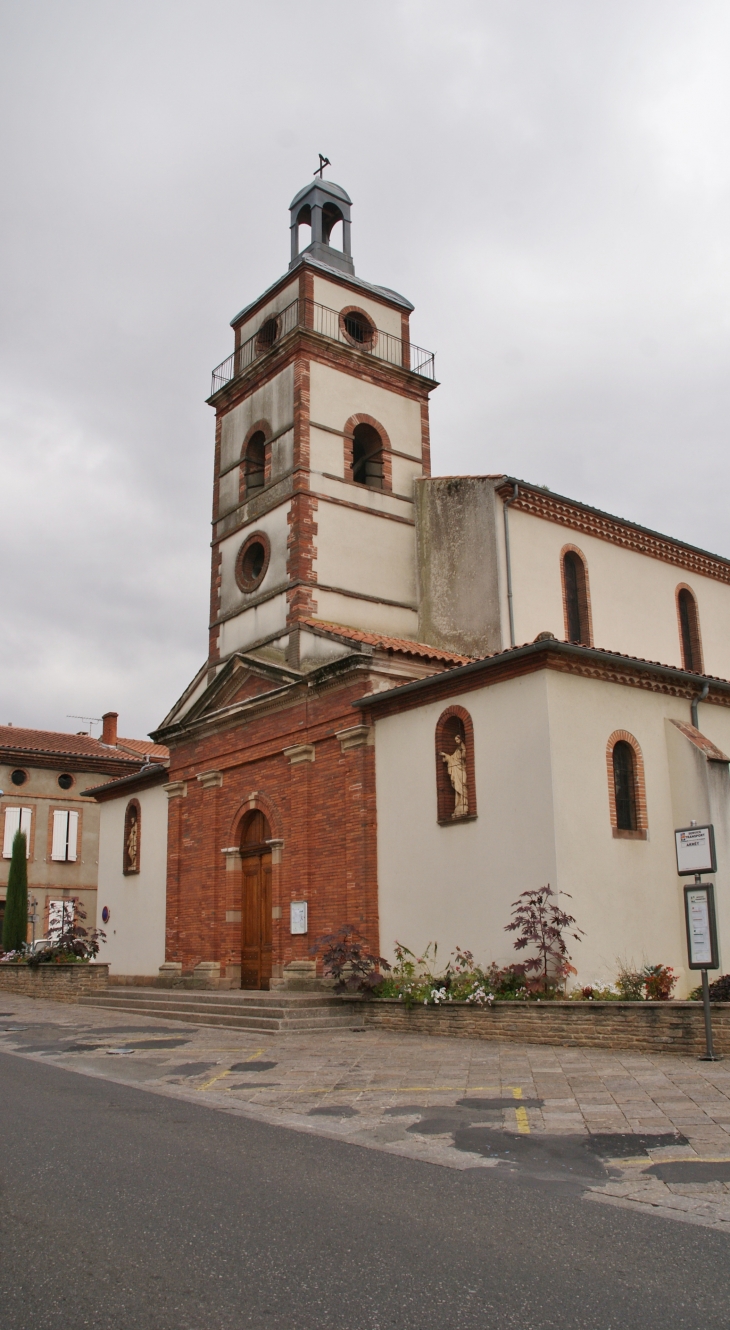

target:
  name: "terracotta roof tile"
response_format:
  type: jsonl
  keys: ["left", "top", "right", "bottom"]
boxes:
{"left": 302, "top": 620, "right": 472, "bottom": 666}
{"left": 116, "top": 737, "right": 170, "bottom": 762}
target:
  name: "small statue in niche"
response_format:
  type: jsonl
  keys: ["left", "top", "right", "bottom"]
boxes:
{"left": 441, "top": 733, "right": 468, "bottom": 818}
{"left": 126, "top": 809, "right": 139, "bottom": 872}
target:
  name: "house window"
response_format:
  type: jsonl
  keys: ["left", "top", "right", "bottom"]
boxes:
{"left": 677, "top": 586, "right": 703, "bottom": 673}
{"left": 561, "top": 548, "right": 592, "bottom": 645}
{"left": 435, "top": 707, "right": 477, "bottom": 823}
{"left": 352, "top": 423, "right": 384, "bottom": 489}
{"left": 242, "top": 430, "right": 266, "bottom": 498}
{"left": 3, "top": 806, "right": 32, "bottom": 858}
{"left": 51, "top": 810, "right": 79, "bottom": 862}
{"left": 123, "top": 800, "right": 141, "bottom": 875}
{"left": 48, "top": 899, "right": 74, "bottom": 938}
{"left": 606, "top": 731, "right": 647, "bottom": 839}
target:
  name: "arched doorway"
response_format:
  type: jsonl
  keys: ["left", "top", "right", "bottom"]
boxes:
{"left": 239, "top": 810, "right": 272, "bottom": 989}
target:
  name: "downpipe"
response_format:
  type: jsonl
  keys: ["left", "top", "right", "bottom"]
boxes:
{"left": 503, "top": 483, "right": 519, "bottom": 649}
{"left": 691, "top": 681, "right": 710, "bottom": 730}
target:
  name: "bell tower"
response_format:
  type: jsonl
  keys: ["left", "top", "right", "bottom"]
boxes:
{"left": 206, "top": 175, "right": 437, "bottom": 674}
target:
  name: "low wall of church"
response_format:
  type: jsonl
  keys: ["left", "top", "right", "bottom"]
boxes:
{"left": 0, "top": 963, "right": 109, "bottom": 1002}
{"left": 359, "top": 998, "right": 730, "bottom": 1056}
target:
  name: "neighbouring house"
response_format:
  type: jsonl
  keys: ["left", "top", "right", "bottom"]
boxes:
{"left": 0, "top": 713, "right": 166, "bottom": 946}
{"left": 82, "top": 762, "right": 169, "bottom": 982}
{"left": 106, "top": 173, "right": 730, "bottom": 996}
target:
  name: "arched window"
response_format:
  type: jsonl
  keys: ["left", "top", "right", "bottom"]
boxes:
{"left": 435, "top": 707, "right": 477, "bottom": 824}
{"left": 352, "top": 422, "right": 383, "bottom": 489}
{"left": 606, "top": 731, "right": 647, "bottom": 839}
{"left": 242, "top": 430, "right": 266, "bottom": 499}
{"left": 612, "top": 743, "right": 636, "bottom": 830}
{"left": 123, "top": 800, "right": 141, "bottom": 875}
{"left": 676, "top": 586, "right": 703, "bottom": 673}
{"left": 561, "top": 547, "right": 592, "bottom": 645}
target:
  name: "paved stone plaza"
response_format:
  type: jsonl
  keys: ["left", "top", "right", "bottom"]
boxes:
{"left": 3, "top": 995, "right": 730, "bottom": 1235}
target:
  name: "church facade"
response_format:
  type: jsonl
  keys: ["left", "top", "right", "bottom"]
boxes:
{"left": 142, "top": 175, "right": 730, "bottom": 996}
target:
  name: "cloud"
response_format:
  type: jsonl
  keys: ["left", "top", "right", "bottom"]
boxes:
{"left": 0, "top": 0, "right": 729, "bottom": 733}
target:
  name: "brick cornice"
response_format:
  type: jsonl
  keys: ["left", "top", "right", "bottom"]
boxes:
{"left": 355, "top": 640, "right": 730, "bottom": 722}
{"left": 498, "top": 481, "right": 730, "bottom": 586}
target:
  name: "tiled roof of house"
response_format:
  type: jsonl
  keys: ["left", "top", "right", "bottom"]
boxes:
{"left": 115, "top": 737, "right": 170, "bottom": 762}
{"left": 0, "top": 727, "right": 168, "bottom": 769}
{"left": 302, "top": 620, "right": 473, "bottom": 666}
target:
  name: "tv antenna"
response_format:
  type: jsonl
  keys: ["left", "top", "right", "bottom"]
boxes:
{"left": 314, "top": 154, "right": 331, "bottom": 178}
{"left": 67, "top": 714, "right": 102, "bottom": 735}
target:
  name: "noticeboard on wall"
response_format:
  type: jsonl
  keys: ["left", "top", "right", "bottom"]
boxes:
{"left": 675, "top": 824, "right": 717, "bottom": 876}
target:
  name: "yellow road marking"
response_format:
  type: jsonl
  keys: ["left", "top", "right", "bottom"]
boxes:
{"left": 512, "top": 1086, "right": 530, "bottom": 1134}
{"left": 198, "top": 1069, "right": 232, "bottom": 1092}
{"left": 198, "top": 1048, "right": 266, "bottom": 1091}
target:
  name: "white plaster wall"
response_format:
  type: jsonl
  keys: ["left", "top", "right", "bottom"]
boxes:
{"left": 314, "top": 502, "right": 416, "bottom": 604}
{"left": 310, "top": 426, "right": 345, "bottom": 479}
{"left": 314, "top": 473, "right": 414, "bottom": 520}
{"left": 507, "top": 505, "right": 730, "bottom": 677}
{"left": 313, "top": 590, "right": 417, "bottom": 639}
{"left": 219, "top": 504, "right": 290, "bottom": 619}
{"left": 391, "top": 457, "right": 421, "bottom": 500}
{"left": 95, "top": 784, "right": 168, "bottom": 977}
{"left": 234, "top": 279, "right": 299, "bottom": 353}
{"left": 375, "top": 665, "right": 730, "bottom": 996}
{"left": 219, "top": 365, "right": 294, "bottom": 475}
{"left": 309, "top": 361, "right": 423, "bottom": 459}
{"left": 375, "top": 673, "right": 557, "bottom": 967}
{"left": 312, "top": 274, "right": 403, "bottom": 338}
{"left": 219, "top": 593, "right": 288, "bottom": 658}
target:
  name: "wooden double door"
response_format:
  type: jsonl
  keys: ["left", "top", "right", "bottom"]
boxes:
{"left": 240, "top": 810, "right": 272, "bottom": 990}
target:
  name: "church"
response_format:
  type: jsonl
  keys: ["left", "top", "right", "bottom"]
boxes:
{"left": 90, "top": 173, "right": 730, "bottom": 997}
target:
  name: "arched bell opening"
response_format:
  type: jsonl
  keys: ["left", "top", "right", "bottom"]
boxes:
{"left": 238, "top": 809, "right": 272, "bottom": 989}
{"left": 322, "top": 202, "right": 344, "bottom": 250}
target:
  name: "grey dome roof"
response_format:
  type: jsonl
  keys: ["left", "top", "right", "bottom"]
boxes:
{"left": 289, "top": 179, "right": 352, "bottom": 210}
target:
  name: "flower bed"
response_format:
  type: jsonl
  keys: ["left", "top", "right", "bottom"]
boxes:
{"left": 0, "top": 962, "right": 109, "bottom": 1001}
{"left": 354, "top": 997, "right": 730, "bottom": 1056}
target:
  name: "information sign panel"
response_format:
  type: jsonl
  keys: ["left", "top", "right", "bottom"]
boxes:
{"left": 683, "top": 884, "right": 719, "bottom": 970}
{"left": 675, "top": 824, "right": 717, "bottom": 876}
{"left": 290, "top": 901, "right": 308, "bottom": 935}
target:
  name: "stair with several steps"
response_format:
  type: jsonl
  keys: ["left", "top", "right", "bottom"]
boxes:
{"left": 78, "top": 986, "right": 364, "bottom": 1034}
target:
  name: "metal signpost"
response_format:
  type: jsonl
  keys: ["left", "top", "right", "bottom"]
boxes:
{"left": 675, "top": 824, "right": 721, "bottom": 1061}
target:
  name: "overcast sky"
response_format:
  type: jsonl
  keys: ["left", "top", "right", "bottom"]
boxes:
{"left": 1, "top": 1, "right": 729, "bottom": 739}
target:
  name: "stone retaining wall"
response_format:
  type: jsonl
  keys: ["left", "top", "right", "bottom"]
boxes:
{"left": 0, "top": 963, "right": 109, "bottom": 1002}
{"left": 357, "top": 998, "right": 730, "bottom": 1056}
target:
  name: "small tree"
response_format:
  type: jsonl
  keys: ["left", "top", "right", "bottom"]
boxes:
{"left": 312, "top": 926, "right": 390, "bottom": 994}
{"left": 505, "top": 884, "right": 584, "bottom": 992}
{"left": 2, "top": 830, "right": 28, "bottom": 953}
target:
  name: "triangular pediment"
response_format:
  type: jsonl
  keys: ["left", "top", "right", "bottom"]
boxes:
{"left": 162, "top": 653, "right": 302, "bottom": 734}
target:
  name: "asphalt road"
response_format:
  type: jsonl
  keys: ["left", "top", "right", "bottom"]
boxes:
{"left": 1, "top": 1051, "right": 729, "bottom": 1330}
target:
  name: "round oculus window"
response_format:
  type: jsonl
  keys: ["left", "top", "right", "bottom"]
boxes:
{"left": 10, "top": 769, "right": 27, "bottom": 786}
{"left": 58, "top": 773, "right": 74, "bottom": 790}
{"left": 235, "top": 532, "right": 270, "bottom": 593}
{"left": 341, "top": 308, "right": 376, "bottom": 349}
{"left": 256, "top": 316, "right": 279, "bottom": 353}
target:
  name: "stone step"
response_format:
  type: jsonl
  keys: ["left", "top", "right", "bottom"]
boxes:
{"left": 78, "top": 987, "right": 364, "bottom": 1033}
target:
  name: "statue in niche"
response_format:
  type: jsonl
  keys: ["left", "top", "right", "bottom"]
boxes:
{"left": 441, "top": 733, "right": 468, "bottom": 818}
{"left": 126, "top": 808, "right": 139, "bottom": 873}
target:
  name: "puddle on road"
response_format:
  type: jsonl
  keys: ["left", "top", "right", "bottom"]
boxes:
{"left": 644, "top": 1160, "right": 730, "bottom": 1184}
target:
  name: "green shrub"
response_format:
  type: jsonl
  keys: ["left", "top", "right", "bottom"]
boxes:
{"left": 2, "top": 831, "right": 28, "bottom": 954}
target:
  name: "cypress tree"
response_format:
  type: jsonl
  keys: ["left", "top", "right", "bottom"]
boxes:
{"left": 2, "top": 830, "right": 28, "bottom": 953}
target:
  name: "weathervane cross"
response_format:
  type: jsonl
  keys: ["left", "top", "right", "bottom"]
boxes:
{"left": 314, "top": 154, "right": 331, "bottom": 178}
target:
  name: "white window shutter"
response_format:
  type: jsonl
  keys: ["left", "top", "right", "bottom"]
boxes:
{"left": 20, "top": 807, "right": 32, "bottom": 858}
{"left": 51, "top": 810, "right": 69, "bottom": 861}
{"left": 66, "top": 811, "right": 79, "bottom": 862}
{"left": 3, "top": 807, "right": 20, "bottom": 858}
